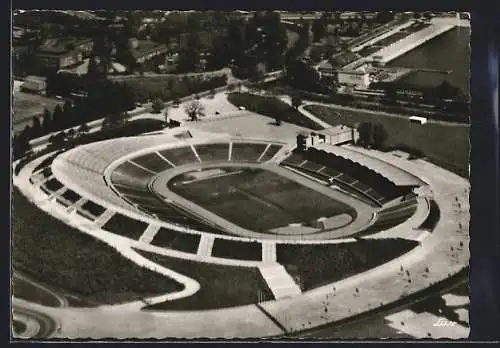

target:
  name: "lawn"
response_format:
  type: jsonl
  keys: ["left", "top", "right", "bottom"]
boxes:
{"left": 137, "top": 250, "right": 274, "bottom": 310}
{"left": 277, "top": 238, "right": 418, "bottom": 291}
{"left": 12, "top": 188, "right": 183, "bottom": 304}
{"left": 211, "top": 239, "right": 262, "bottom": 261}
{"left": 228, "top": 92, "right": 324, "bottom": 130}
{"left": 168, "top": 167, "right": 355, "bottom": 232}
{"left": 102, "top": 212, "right": 149, "bottom": 240}
{"left": 304, "top": 104, "right": 470, "bottom": 177}
{"left": 150, "top": 227, "right": 201, "bottom": 254}
{"left": 230, "top": 142, "right": 268, "bottom": 162}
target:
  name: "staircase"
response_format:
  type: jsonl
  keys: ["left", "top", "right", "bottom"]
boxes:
{"left": 259, "top": 264, "right": 302, "bottom": 300}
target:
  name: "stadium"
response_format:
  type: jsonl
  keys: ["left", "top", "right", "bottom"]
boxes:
{"left": 12, "top": 99, "right": 470, "bottom": 339}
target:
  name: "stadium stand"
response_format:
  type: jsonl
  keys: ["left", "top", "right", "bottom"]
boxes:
{"left": 110, "top": 161, "right": 156, "bottom": 188}
{"left": 131, "top": 152, "right": 174, "bottom": 173}
{"left": 230, "top": 142, "right": 268, "bottom": 162}
{"left": 112, "top": 184, "right": 150, "bottom": 196}
{"left": 281, "top": 148, "right": 413, "bottom": 206}
{"left": 259, "top": 144, "right": 283, "bottom": 162}
{"left": 359, "top": 199, "right": 419, "bottom": 236}
{"left": 158, "top": 147, "right": 199, "bottom": 166}
{"left": 193, "top": 143, "right": 230, "bottom": 162}
{"left": 300, "top": 160, "right": 324, "bottom": 172}
{"left": 281, "top": 152, "right": 307, "bottom": 167}
{"left": 418, "top": 199, "right": 441, "bottom": 231}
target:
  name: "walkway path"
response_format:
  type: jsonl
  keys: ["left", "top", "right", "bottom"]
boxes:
{"left": 259, "top": 264, "right": 302, "bottom": 299}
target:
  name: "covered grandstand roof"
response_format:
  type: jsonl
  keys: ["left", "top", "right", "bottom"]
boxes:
{"left": 314, "top": 143, "right": 425, "bottom": 187}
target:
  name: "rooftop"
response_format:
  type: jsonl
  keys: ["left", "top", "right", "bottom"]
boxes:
{"left": 392, "top": 70, "right": 455, "bottom": 90}
{"left": 131, "top": 40, "right": 168, "bottom": 59}
{"left": 37, "top": 37, "right": 92, "bottom": 55}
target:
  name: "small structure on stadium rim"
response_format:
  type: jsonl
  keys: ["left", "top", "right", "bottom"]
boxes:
{"left": 296, "top": 125, "right": 358, "bottom": 151}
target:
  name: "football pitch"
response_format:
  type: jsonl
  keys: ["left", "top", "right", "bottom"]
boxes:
{"left": 168, "top": 167, "right": 355, "bottom": 233}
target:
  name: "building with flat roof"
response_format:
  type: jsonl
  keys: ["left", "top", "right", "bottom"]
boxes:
{"left": 20, "top": 76, "right": 47, "bottom": 94}
{"left": 337, "top": 60, "right": 371, "bottom": 89}
{"left": 297, "top": 125, "right": 358, "bottom": 151}
{"left": 35, "top": 37, "right": 94, "bottom": 70}
{"left": 129, "top": 38, "right": 169, "bottom": 64}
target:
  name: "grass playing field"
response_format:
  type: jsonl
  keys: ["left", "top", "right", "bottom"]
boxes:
{"left": 168, "top": 167, "right": 355, "bottom": 233}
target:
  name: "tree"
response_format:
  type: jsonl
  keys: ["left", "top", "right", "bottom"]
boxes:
{"left": 177, "top": 47, "right": 201, "bottom": 73}
{"left": 50, "top": 131, "right": 67, "bottom": 147}
{"left": 184, "top": 100, "right": 205, "bottom": 121}
{"left": 42, "top": 108, "right": 53, "bottom": 134}
{"left": 62, "top": 100, "right": 75, "bottom": 129}
{"left": 152, "top": 98, "right": 165, "bottom": 113}
{"left": 13, "top": 132, "right": 31, "bottom": 159}
{"left": 275, "top": 117, "right": 282, "bottom": 126}
{"left": 291, "top": 95, "right": 303, "bottom": 109}
{"left": 102, "top": 113, "right": 126, "bottom": 130}
{"left": 67, "top": 128, "right": 76, "bottom": 139}
{"left": 77, "top": 122, "right": 90, "bottom": 135}
{"left": 311, "top": 17, "right": 327, "bottom": 42}
{"left": 31, "top": 116, "right": 43, "bottom": 139}
{"left": 372, "top": 123, "right": 388, "bottom": 150}
{"left": 22, "top": 124, "right": 33, "bottom": 142}
{"left": 357, "top": 122, "right": 374, "bottom": 148}
{"left": 52, "top": 104, "right": 64, "bottom": 131}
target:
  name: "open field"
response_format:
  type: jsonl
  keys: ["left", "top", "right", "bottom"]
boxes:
{"left": 304, "top": 104, "right": 470, "bottom": 176}
{"left": 138, "top": 250, "right": 274, "bottom": 310}
{"left": 168, "top": 167, "right": 355, "bottom": 232}
{"left": 12, "top": 188, "right": 183, "bottom": 304}
{"left": 228, "top": 92, "right": 324, "bottom": 130}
